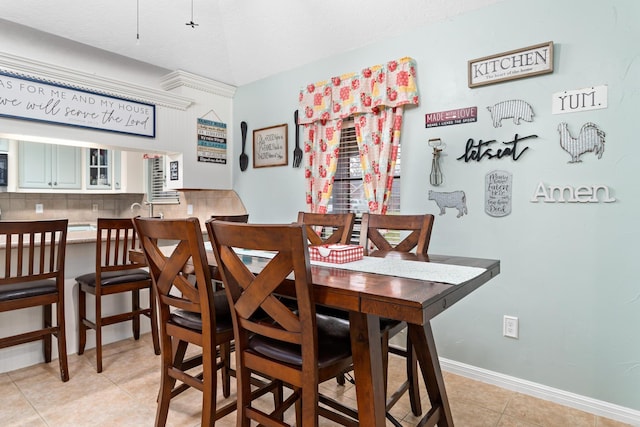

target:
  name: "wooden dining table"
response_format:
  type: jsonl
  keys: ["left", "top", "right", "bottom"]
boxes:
{"left": 132, "top": 246, "right": 500, "bottom": 426}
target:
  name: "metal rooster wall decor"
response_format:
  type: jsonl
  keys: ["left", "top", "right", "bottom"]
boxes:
{"left": 557, "top": 122, "right": 605, "bottom": 163}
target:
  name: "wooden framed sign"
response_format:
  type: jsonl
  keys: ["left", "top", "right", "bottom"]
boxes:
{"left": 253, "top": 123, "right": 288, "bottom": 168}
{"left": 0, "top": 70, "right": 155, "bottom": 137}
{"left": 468, "top": 41, "right": 554, "bottom": 88}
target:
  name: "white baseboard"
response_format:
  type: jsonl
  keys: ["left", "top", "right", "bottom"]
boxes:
{"left": 440, "top": 358, "right": 640, "bottom": 426}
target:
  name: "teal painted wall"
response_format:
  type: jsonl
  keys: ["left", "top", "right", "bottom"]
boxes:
{"left": 233, "top": 0, "right": 640, "bottom": 411}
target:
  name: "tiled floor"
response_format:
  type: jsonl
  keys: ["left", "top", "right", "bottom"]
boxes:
{"left": 0, "top": 334, "right": 632, "bottom": 427}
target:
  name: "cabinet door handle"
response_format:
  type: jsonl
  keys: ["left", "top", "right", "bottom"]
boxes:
{"left": 48, "top": 182, "right": 52, "bottom": 186}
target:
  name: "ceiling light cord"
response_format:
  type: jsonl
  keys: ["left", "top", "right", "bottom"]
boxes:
{"left": 136, "top": 0, "right": 140, "bottom": 43}
{"left": 186, "top": 0, "right": 199, "bottom": 28}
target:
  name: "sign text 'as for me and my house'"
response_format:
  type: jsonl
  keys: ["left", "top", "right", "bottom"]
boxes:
{"left": 0, "top": 71, "right": 155, "bottom": 137}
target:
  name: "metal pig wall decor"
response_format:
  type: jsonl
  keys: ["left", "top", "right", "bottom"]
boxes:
{"left": 428, "top": 190, "right": 468, "bottom": 218}
{"left": 557, "top": 122, "right": 605, "bottom": 163}
{"left": 487, "top": 100, "right": 534, "bottom": 128}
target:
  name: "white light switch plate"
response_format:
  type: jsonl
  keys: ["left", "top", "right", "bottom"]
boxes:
{"left": 35, "top": 203, "right": 44, "bottom": 214}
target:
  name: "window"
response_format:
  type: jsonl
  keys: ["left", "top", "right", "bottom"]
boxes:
{"left": 328, "top": 118, "right": 401, "bottom": 242}
{"left": 146, "top": 156, "right": 180, "bottom": 204}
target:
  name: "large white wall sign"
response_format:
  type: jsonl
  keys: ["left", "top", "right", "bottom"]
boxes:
{"left": 0, "top": 71, "right": 155, "bottom": 137}
{"left": 530, "top": 182, "right": 615, "bottom": 203}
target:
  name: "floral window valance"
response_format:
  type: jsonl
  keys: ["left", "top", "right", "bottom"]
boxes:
{"left": 298, "top": 57, "right": 420, "bottom": 124}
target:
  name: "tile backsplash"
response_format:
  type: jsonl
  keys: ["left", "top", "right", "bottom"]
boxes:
{"left": 0, "top": 190, "right": 247, "bottom": 225}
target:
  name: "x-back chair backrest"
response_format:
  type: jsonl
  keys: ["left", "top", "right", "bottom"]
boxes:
{"left": 134, "top": 217, "right": 215, "bottom": 334}
{"left": 359, "top": 213, "right": 435, "bottom": 255}
{"left": 207, "top": 221, "right": 316, "bottom": 355}
{"left": 296, "top": 211, "right": 355, "bottom": 246}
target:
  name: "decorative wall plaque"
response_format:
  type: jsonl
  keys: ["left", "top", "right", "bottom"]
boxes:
{"left": 552, "top": 85, "right": 608, "bottom": 115}
{"left": 468, "top": 41, "right": 553, "bottom": 88}
{"left": 557, "top": 122, "right": 605, "bottom": 163}
{"left": 487, "top": 100, "right": 534, "bottom": 128}
{"left": 485, "top": 170, "right": 512, "bottom": 217}
{"left": 428, "top": 190, "right": 468, "bottom": 218}
{"left": 531, "top": 182, "right": 615, "bottom": 203}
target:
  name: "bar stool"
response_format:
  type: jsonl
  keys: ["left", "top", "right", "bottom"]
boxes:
{"left": 135, "top": 217, "right": 280, "bottom": 426}
{"left": 76, "top": 217, "right": 160, "bottom": 373}
{"left": 296, "top": 211, "right": 355, "bottom": 245}
{"left": 359, "top": 212, "right": 435, "bottom": 420}
{"left": 0, "top": 219, "right": 70, "bottom": 381}
{"left": 207, "top": 220, "right": 357, "bottom": 426}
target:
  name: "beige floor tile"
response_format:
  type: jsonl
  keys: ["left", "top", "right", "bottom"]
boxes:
{"left": 497, "top": 413, "right": 542, "bottom": 426}
{"left": 0, "top": 376, "right": 46, "bottom": 426}
{"left": 504, "top": 393, "right": 596, "bottom": 427}
{"left": 444, "top": 371, "right": 514, "bottom": 414}
{"left": 0, "top": 333, "right": 636, "bottom": 427}
{"left": 596, "top": 416, "right": 634, "bottom": 427}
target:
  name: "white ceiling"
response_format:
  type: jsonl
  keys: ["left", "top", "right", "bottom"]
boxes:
{"left": 1, "top": 0, "right": 504, "bottom": 87}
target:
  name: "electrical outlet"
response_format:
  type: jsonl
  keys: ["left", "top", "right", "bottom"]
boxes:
{"left": 35, "top": 203, "right": 44, "bottom": 214}
{"left": 92, "top": 203, "right": 99, "bottom": 212}
{"left": 503, "top": 315, "right": 519, "bottom": 339}
{"left": 187, "top": 204, "right": 193, "bottom": 215}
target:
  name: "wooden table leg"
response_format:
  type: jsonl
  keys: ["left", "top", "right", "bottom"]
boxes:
{"left": 407, "top": 322, "right": 454, "bottom": 427}
{"left": 349, "top": 312, "right": 387, "bottom": 427}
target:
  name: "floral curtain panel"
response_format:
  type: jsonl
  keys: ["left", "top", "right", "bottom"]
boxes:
{"left": 298, "top": 57, "right": 419, "bottom": 214}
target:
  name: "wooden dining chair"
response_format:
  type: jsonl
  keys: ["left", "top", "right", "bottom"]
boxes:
{"left": 296, "top": 211, "right": 355, "bottom": 245}
{"left": 359, "top": 212, "right": 434, "bottom": 256}
{"left": 207, "top": 220, "right": 358, "bottom": 426}
{"left": 135, "top": 217, "right": 277, "bottom": 427}
{"left": 0, "top": 219, "right": 70, "bottom": 382}
{"left": 76, "top": 217, "right": 160, "bottom": 373}
{"left": 358, "top": 212, "right": 435, "bottom": 419}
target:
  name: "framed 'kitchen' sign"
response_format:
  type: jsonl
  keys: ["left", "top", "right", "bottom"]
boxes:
{"left": 468, "top": 41, "right": 554, "bottom": 88}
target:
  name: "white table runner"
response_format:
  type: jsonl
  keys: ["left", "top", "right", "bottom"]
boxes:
{"left": 232, "top": 248, "right": 486, "bottom": 285}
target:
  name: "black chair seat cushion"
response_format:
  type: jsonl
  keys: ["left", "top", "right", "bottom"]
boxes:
{"left": 169, "top": 291, "right": 233, "bottom": 333}
{"left": 317, "top": 305, "right": 401, "bottom": 332}
{"left": 249, "top": 312, "right": 352, "bottom": 369}
{"left": 75, "top": 269, "right": 150, "bottom": 287}
{"left": 0, "top": 279, "right": 57, "bottom": 302}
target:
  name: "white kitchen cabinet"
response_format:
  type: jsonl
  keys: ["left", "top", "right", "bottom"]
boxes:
{"left": 86, "top": 148, "right": 121, "bottom": 190}
{"left": 18, "top": 141, "right": 82, "bottom": 190}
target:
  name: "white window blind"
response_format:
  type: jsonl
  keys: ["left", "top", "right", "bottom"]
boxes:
{"left": 328, "top": 118, "right": 401, "bottom": 243}
{"left": 147, "top": 157, "right": 180, "bottom": 204}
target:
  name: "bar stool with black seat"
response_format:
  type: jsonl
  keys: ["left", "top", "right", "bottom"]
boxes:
{"left": 0, "top": 219, "right": 70, "bottom": 382}
{"left": 359, "top": 212, "right": 435, "bottom": 421}
{"left": 296, "top": 211, "right": 355, "bottom": 245}
{"left": 135, "top": 217, "right": 279, "bottom": 427}
{"left": 76, "top": 217, "right": 160, "bottom": 373}
{"left": 207, "top": 220, "right": 358, "bottom": 426}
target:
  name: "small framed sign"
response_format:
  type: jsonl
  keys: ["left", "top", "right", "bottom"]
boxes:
{"left": 253, "top": 123, "right": 288, "bottom": 168}
{"left": 169, "top": 161, "right": 179, "bottom": 181}
{"left": 0, "top": 153, "right": 7, "bottom": 186}
{"left": 468, "top": 41, "right": 554, "bottom": 88}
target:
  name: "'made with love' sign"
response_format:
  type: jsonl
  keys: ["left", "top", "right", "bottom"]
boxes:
{"left": 0, "top": 71, "right": 155, "bottom": 137}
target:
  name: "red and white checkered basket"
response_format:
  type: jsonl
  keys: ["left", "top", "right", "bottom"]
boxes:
{"left": 308, "top": 244, "right": 364, "bottom": 264}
